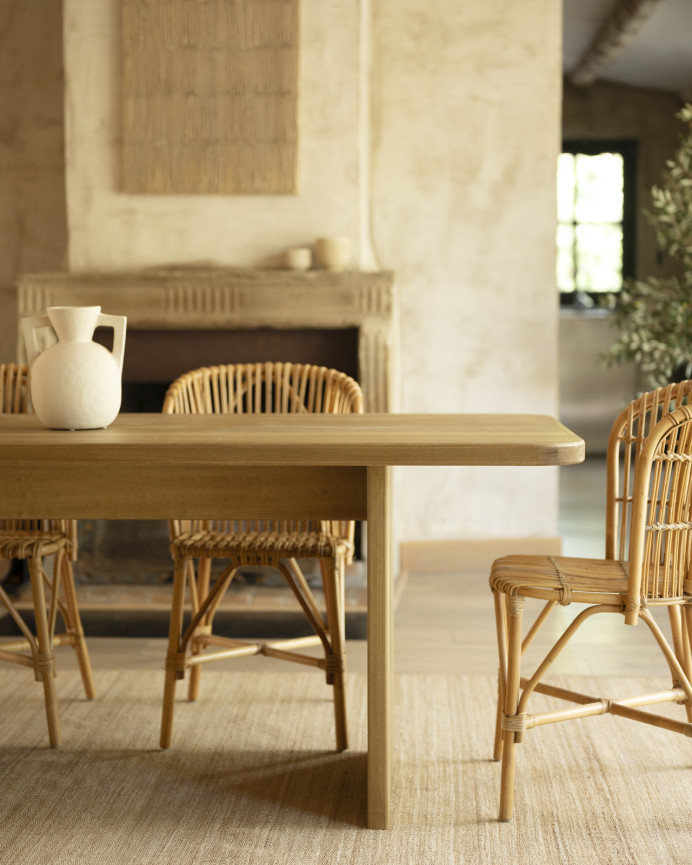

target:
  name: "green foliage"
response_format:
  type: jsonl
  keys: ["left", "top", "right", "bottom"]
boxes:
{"left": 603, "top": 104, "right": 692, "bottom": 387}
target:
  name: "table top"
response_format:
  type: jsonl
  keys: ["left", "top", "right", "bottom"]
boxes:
{"left": 0, "top": 412, "right": 584, "bottom": 468}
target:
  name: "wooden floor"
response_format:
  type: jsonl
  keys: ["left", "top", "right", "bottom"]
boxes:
{"left": 46, "top": 458, "right": 673, "bottom": 679}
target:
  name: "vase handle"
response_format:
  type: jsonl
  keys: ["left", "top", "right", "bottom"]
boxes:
{"left": 97, "top": 313, "right": 127, "bottom": 374}
{"left": 21, "top": 314, "right": 52, "bottom": 369}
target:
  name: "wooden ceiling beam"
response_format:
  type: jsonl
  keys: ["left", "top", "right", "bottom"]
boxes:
{"left": 569, "top": 0, "right": 664, "bottom": 86}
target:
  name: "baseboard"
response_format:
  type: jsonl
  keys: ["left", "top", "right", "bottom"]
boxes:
{"left": 400, "top": 537, "right": 562, "bottom": 573}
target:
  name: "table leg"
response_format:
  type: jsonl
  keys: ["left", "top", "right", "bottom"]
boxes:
{"left": 367, "top": 465, "right": 392, "bottom": 829}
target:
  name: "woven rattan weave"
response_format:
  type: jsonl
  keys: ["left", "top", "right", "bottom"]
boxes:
{"left": 159, "top": 362, "right": 364, "bottom": 752}
{"left": 0, "top": 363, "right": 94, "bottom": 746}
{"left": 490, "top": 380, "right": 692, "bottom": 820}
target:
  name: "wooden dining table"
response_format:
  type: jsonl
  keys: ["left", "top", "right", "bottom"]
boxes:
{"left": 0, "top": 411, "right": 584, "bottom": 828}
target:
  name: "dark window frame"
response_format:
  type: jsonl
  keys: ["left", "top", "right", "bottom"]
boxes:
{"left": 558, "top": 139, "right": 637, "bottom": 307}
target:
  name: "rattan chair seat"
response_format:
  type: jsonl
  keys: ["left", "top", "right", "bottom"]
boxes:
{"left": 172, "top": 530, "right": 351, "bottom": 563}
{"left": 490, "top": 554, "right": 632, "bottom": 606}
{"left": 0, "top": 532, "right": 66, "bottom": 560}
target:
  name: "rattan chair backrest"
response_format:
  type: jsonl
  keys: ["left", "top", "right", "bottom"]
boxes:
{"left": 163, "top": 362, "right": 364, "bottom": 539}
{"left": 624, "top": 405, "right": 692, "bottom": 621}
{"left": 606, "top": 380, "right": 692, "bottom": 561}
{"left": 163, "top": 362, "right": 363, "bottom": 417}
{"left": 0, "top": 363, "right": 30, "bottom": 414}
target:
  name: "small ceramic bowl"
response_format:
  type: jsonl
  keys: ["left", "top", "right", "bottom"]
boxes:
{"left": 283, "top": 247, "right": 312, "bottom": 271}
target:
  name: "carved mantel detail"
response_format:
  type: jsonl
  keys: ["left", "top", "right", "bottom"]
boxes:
{"left": 17, "top": 268, "right": 395, "bottom": 413}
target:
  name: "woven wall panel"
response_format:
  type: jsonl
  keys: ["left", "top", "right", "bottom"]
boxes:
{"left": 121, "top": 0, "right": 299, "bottom": 194}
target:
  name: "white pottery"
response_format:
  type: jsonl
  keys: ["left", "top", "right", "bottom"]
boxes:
{"left": 22, "top": 306, "right": 127, "bottom": 430}
{"left": 314, "top": 237, "right": 352, "bottom": 272}
{"left": 283, "top": 247, "right": 312, "bottom": 270}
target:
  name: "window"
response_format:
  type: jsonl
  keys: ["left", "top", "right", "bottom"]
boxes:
{"left": 557, "top": 140, "right": 636, "bottom": 305}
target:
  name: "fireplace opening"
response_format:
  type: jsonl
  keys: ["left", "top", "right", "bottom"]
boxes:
{"left": 97, "top": 326, "right": 359, "bottom": 411}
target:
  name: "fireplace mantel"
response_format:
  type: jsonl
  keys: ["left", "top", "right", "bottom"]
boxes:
{"left": 17, "top": 268, "right": 395, "bottom": 413}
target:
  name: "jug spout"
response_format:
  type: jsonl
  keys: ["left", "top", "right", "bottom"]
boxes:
{"left": 47, "top": 306, "right": 101, "bottom": 343}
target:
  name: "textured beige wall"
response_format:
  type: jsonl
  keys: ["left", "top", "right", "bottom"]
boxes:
{"left": 64, "top": 0, "right": 367, "bottom": 270}
{"left": 0, "top": 1, "right": 67, "bottom": 362}
{"left": 62, "top": 0, "right": 562, "bottom": 543}
{"left": 371, "top": 0, "right": 562, "bottom": 539}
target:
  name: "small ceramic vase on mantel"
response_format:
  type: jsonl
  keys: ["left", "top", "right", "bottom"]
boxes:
{"left": 315, "top": 237, "right": 352, "bottom": 272}
{"left": 22, "top": 305, "right": 127, "bottom": 430}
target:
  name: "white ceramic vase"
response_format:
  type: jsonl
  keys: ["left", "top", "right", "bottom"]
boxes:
{"left": 22, "top": 306, "right": 127, "bottom": 430}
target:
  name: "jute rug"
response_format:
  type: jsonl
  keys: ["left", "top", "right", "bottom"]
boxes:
{"left": 0, "top": 669, "right": 689, "bottom": 864}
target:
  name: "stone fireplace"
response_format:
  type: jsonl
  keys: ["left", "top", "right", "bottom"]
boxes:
{"left": 17, "top": 267, "right": 395, "bottom": 413}
{"left": 15, "top": 268, "right": 395, "bottom": 625}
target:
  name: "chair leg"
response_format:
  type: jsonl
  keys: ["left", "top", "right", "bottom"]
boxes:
{"left": 499, "top": 594, "right": 524, "bottom": 822}
{"left": 58, "top": 553, "right": 95, "bottom": 700}
{"left": 28, "top": 557, "right": 60, "bottom": 748}
{"left": 320, "top": 556, "right": 348, "bottom": 751}
{"left": 669, "top": 605, "right": 692, "bottom": 722}
{"left": 493, "top": 589, "right": 508, "bottom": 762}
{"left": 683, "top": 605, "right": 692, "bottom": 722}
{"left": 188, "top": 556, "right": 212, "bottom": 702}
{"left": 160, "top": 556, "right": 188, "bottom": 749}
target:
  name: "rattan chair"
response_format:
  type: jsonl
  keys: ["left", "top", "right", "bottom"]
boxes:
{"left": 490, "top": 380, "right": 692, "bottom": 820}
{"left": 160, "top": 362, "right": 363, "bottom": 752}
{"left": 0, "top": 363, "right": 95, "bottom": 747}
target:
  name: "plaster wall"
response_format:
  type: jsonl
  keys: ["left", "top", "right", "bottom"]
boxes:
{"left": 64, "top": 0, "right": 369, "bottom": 270}
{"left": 371, "top": 0, "right": 562, "bottom": 539}
{"left": 0, "top": 0, "right": 66, "bottom": 363}
{"left": 559, "top": 310, "right": 637, "bottom": 454}
{"left": 62, "top": 0, "right": 562, "bottom": 543}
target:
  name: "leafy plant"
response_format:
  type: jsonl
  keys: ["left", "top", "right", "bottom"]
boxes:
{"left": 603, "top": 104, "right": 692, "bottom": 387}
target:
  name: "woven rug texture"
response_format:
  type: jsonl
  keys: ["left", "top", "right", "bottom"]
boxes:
{"left": 0, "top": 669, "right": 689, "bottom": 864}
